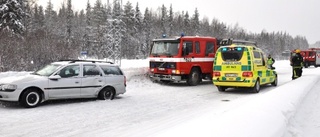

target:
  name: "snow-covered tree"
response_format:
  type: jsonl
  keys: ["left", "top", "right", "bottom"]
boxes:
{"left": 183, "top": 11, "right": 190, "bottom": 36}
{"left": 191, "top": 8, "right": 200, "bottom": 35}
{"left": 0, "top": 0, "right": 26, "bottom": 35}
{"left": 160, "top": 4, "right": 167, "bottom": 35}
{"left": 168, "top": 4, "right": 173, "bottom": 36}
{"left": 66, "top": 0, "right": 73, "bottom": 44}
{"left": 142, "top": 7, "right": 151, "bottom": 57}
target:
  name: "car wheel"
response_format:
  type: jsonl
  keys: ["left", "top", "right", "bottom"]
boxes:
{"left": 98, "top": 87, "right": 115, "bottom": 100}
{"left": 187, "top": 68, "right": 201, "bottom": 86}
{"left": 217, "top": 86, "right": 226, "bottom": 92}
{"left": 271, "top": 75, "right": 278, "bottom": 86}
{"left": 20, "top": 89, "right": 41, "bottom": 108}
{"left": 252, "top": 79, "right": 260, "bottom": 93}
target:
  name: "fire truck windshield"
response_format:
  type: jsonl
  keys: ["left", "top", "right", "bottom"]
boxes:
{"left": 151, "top": 42, "right": 180, "bottom": 56}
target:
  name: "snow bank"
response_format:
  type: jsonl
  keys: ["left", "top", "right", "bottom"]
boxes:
{"left": 155, "top": 75, "right": 319, "bottom": 137}
{"left": 210, "top": 75, "right": 319, "bottom": 137}
{"left": 120, "top": 59, "right": 149, "bottom": 81}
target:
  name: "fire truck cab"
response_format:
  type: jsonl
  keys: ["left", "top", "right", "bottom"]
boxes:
{"left": 149, "top": 35, "right": 219, "bottom": 86}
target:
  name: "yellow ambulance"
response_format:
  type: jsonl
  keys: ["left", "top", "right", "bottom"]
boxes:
{"left": 212, "top": 39, "right": 277, "bottom": 93}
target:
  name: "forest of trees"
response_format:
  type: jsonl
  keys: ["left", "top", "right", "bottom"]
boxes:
{"left": 0, "top": 0, "right": 309, "bottom": 71}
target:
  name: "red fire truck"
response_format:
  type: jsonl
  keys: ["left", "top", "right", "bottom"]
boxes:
{"left": 291, "top": 48, "right": 320, "bottom": 68}
{"left": 149, "top": 35, "right": 219, "bottom": 86}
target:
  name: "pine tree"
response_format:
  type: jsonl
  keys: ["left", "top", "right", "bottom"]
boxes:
{"left": 134, "top": 2, "right": 144, "bottom": 58}
{"left": 85, "top": 0, "right": 91, "bottom": 26}
{"left": 191, "top": 8, "right": 200, "bottom": 35}
{"left": 122, "top": 1, "right": 135, "bottom": 58}
{"left": 66, "top": 0, "right": 73, "bottom": 45}
{"left": 142, "top": 7, "right": 151, "bottom": 58}
{"left": 44, "top": 0, "right": 57, "bottom": 34}
{"left": 183, "top": 11, "right": 190, "bottom": 36}
{"left": 0, "top": 0, "right": 26, "bottom": 35}
{"left": 168, "top": 4, "right": 173, "bottom": 36}
{"left": 173, "top": 12, "right": 184, "bottom": 36}
{"left": 160, "top": 4, "right": 167, "bottom": 35}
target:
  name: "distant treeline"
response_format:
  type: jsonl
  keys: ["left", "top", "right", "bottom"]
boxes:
{"left": 0, "top": 0, "right": 308, "bottom": 71}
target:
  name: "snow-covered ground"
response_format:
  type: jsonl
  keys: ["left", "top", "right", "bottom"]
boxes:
{"left": 0, "top": 59, "right": 319, "bottom": 137}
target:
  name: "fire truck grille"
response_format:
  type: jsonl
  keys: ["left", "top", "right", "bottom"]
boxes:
{"left": 150, "top": 62, "right": 176, "bottom": 69}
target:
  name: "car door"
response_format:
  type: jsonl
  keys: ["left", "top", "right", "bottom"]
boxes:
{"left": 253, "top": 51, "right": 269, "bottom": 85}
{"left": 100, "top": 65, "right": 126, "bottom": 94}
{"left": 81, "top": 64, "right": 105, "bottom": 97}
{"left": 47, "top": 65, "right": 81, "bottom": 99}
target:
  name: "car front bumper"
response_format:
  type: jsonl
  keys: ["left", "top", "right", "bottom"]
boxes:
{"left": 0, "top": 90, "right": 21, "bottom": 102}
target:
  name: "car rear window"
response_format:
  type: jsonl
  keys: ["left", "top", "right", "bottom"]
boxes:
{"left": 100, "top": 65, "right": 123, "bottom": 75}
{"left": 220, "top": 47, "right": 245, "bottom": 61}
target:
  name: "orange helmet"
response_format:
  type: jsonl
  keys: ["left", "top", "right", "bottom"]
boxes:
{"left": 295, "top": 49, "right": 301, "bottom": 53}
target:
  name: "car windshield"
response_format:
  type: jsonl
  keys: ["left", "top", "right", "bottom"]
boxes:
{"left": 151, "top": 41, "right": 180, "bottom": 56}
{"left": 33, "top": 64, "right": 62, "bottom": 76}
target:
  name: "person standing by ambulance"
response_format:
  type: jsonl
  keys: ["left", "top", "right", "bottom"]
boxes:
{"left": 291, "top": 49, "right": 304, "bottom": 80}
{"left": 267, "top": 54, "right": 275, "bottom": 69}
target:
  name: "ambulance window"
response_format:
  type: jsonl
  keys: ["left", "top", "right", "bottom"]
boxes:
{"left": 205, "top": 42, "right": 214, "bottom": 56}
{"left": 221, "top": 47, "right": 244, "bottom": 61}
{"left": 253, "top": 51, "right": 261, "bottom": 58}
{"left": 261, "top": 52, "right": 266, "bottom": 66}
{"left": 195, "top": 42, "right": 200, "bottom": 54}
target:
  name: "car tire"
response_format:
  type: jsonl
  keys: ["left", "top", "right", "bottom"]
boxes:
{"left": 252, "top": 79, "right": 260, "bottom": 93}
{"left": 98, "top": 87, "right": 115, "bottom": 100}
{"left": 217, "top": 86, "right": 226, "bottom": 92}
{"left": 20, "top": 88, "right": 41, "bottom": 108}
{"left": 271, "top": 75, "right": 278, "bottom": 86}
{"left": 187, "top": 68, "right": 201, "bottom": 86}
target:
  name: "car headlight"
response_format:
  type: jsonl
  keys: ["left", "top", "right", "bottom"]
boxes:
{"left": 0, "top": 84, "right": 17, "bottom": 91}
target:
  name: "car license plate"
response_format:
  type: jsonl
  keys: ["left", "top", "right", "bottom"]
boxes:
{"left": 228, "top": 78, "right": 235, "bottom": 81}
{"left": 225, "top": 73, "right": 238, "bottom": 77}
{"left": 158, "top": 68, "right": 165, "bottom": 71}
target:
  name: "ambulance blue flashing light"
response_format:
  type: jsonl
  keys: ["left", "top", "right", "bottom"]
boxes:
{"left": 162, "top": 34, "right": 166, "bottom": 38}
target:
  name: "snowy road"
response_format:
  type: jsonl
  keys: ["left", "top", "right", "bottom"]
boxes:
{"left": 0, "top": 60, "right": 316, "bottom": 137}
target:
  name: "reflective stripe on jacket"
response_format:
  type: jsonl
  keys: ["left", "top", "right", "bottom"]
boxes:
{"left": 267, "top": 58, "right": 274, "bottom": 65}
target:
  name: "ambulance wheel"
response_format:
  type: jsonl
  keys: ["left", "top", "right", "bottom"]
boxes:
{"left": 217, "top": 86, "right": 226, "bottom": 92}
{"left": 187, "top": 68, "right": 200, "bottom": 86}
{"left": 271, "top": 75, "right": 278, "bottom": 86}
{"left": 252, "top": 80, "right": 260, "bottom": 93}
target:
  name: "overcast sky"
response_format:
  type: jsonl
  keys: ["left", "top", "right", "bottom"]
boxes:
{"left": 37, "top": 0, "right": 320, "bottom": 44}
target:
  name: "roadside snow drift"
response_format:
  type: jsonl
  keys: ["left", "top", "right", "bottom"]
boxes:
{"left": 155, "top": 74, "right": 320, "bottom": 137}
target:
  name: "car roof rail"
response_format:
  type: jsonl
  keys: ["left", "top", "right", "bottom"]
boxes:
{"left": 59, "top": 59, "right": 114, "bottom": 64}
{"left": 218, "top": 38, "right": 257, "bottom": 46}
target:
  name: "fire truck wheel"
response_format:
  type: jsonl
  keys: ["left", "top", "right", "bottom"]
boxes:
{"left": 304, "top": 62, "right": 309, "bottom": 68}
{"left": 187, "top": 68, "right": 201, "bottom": 86}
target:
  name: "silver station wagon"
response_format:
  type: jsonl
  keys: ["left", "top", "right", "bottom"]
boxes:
{"left": 0, "top": 60, "right": 126, "bottom": 108}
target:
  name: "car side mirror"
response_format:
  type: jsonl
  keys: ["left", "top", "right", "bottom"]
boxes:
{"left": 49, "top": 75, "right": 62, "bottom": 80}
